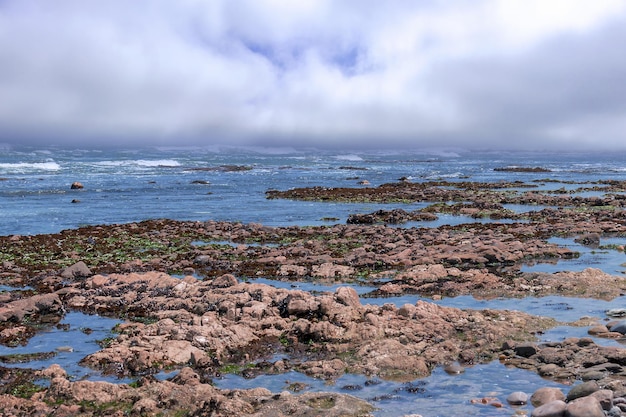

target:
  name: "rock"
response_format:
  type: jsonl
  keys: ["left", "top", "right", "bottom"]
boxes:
{"left": 515, "top": 343, "right": 538, "bottom": 358}
{"left": 507, "top": 391, "right": 529, "bottom": 405}
{"left": 574, "top": 233, "right": 600, "bottom": 246}
{"left": 608, "top": 320, "right": 626, "bottom": 334}
{"left": 531, "top": 387, "right": 566, "bottom": 407}
{"left": 334, "top": 287, "right": 361, "bottom": 309}
{"left": 443, "top": 363, "right": 465, "bottom": 375}
{"left": 565, "top": 396, "right": 605, "bottom": 417}
{"left": 70, "top": 182, "right": 84, "bottom": 189}
{"left": 0, "top": 293, "right": 64, "bottom": 322}
{"left": 587, "top": 325, "right": 610, "bottom": 335}
{"left": 252, "top": 392, "right": 374, "bottom": 416}
{"left": 531, "top": 400, "right": 567, "bottom": 417}
{"left": 567, "top": 381, "right": 600, "bottom": 401}
{"left": 40, "top": 364, "right": 68, "bottom": 380}
{"left": 61, "top": 261, "right": 92, "bottom": 279}
{"left": 606, "top": 308, "right": 626, "bottom": 318}
{"left": 590, "top": 389, "right": 614, "bottom": 411}
{"left": 212, "top": 274, "right": 238, "bottom": 288}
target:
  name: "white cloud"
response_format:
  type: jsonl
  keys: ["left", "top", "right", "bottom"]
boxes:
{"left": 0, "top": 0, "right": 625, "bottom": 149}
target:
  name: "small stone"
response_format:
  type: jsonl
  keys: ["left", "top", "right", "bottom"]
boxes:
{"left": 507, "top": 391, "right": 528, "bottom": 405}
{"left": 443, "top": 363, "right": 465, "bottom": 375}
{"left": 56, "top": 346, "right": 73, "bottom": 352}
{"left": 70, "top": 181, "right": 84, "bottom": 189}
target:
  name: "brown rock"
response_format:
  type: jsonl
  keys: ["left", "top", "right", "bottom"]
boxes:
{"left": 531, "top": 400, "right": 567, "bottom": 417}
{"left": 212, "top": 273, "right": 238, "bottom": 288}
{"left": 565, "top": 396, "right": 605, "bottom": 417}
{"left": 334, "top": 287, "right": 361, "bottom": 309}
{"left": 590, "top": 389, "right": 614, "bottom": 411}
{"left": 566, "top": 380, "right": 599, "bottom": 401}
{"left": 61, "top": 261, "right": 92, "bottom": 279}
{"left": 531, "top": 387, "right": 566, "bottom": 407}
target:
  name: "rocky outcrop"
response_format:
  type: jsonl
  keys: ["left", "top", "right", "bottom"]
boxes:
{"left": 65, "top": 272, "right": 553, "bottom": 382}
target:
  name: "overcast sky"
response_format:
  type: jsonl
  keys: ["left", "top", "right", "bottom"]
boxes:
{"left": 1, "top": 0, "right": 626, "bottom": 151}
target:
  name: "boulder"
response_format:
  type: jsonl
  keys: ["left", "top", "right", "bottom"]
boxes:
{"left": 565, "top": 396, "right": 604, "bottom": 417}
{"left": 531, "top": 400, "right": 567, "bottom": 417}
{"left": 61, "top": 261, "right": 92, "bottom": 279}
{"left": 531, "top": 387, "right": 566, "bottom": 407}
{"left": 567, "top": 381, "right": 600, "bottom": 401}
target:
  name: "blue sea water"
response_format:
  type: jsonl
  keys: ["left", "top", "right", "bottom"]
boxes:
{"left": 3, "top": 145, "right": 626, "bottom": 416}
{"left": 2, "top": 145, "right": 626, "bottom": 236}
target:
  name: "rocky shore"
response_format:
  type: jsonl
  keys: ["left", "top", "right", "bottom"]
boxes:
{"left": 2, "top": 178, "right": 626, "bottom": 416}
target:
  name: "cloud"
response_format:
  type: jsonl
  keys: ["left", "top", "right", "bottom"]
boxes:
{"left": 1, "top": 0, "right": 625, "bottom": 150}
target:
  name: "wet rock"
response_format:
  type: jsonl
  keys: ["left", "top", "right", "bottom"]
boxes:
{"left": 531, "top": 400, "right": 567, "bottom": 417}
{"left": 0, "top": 293, "right": 64, "bottom": 323}
{"left": 252, "top": 391, "right": 375, "bottom": 417}
{"left": 443, "top": 363, "right": 465, "bottom": 375}
{"left": 514, "top": 343, "right": 538, "bottom": 358}
{"left": 565, "top": 396, "right": 605, "bottom": 417}
{"left": 567, "top": 380, "right": 600, "bottom": 401}
{"left": 590, "top": 389, "right": 614, "bottom": 411}
{"left": 531, "top": 387, "right": 566, "bottom": 407}
{"left": 574, "top": 233, "right": 601, "bottom": 246}
{"left": 507, "top": 391, "right": 529, "bottom": 405}
{"left": 608, "top": 320, "right": 626, "bottom": 334}
{"left": 70, "top": 182, "right": 83, "bottom": 189}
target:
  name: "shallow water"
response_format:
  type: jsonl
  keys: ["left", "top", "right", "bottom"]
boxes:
{"left": 521, "top": 237, "right": 626, "bottom": 275}
{"left": 216, "top": 362, "right": 569, "bottom": 417}
{"left": 0, "top": 311, "right": 122, "bottom": 381}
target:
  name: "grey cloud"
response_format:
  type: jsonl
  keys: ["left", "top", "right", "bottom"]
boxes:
{"left": 425, "top": 16, "right": 626, "bottom": 150}
{"left": 1, "top": 1, "right": 626, "bottom": 151}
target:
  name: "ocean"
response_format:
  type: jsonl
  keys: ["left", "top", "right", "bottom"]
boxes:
{"left": 2, "top": 145, "right": 626, "bottom": 237}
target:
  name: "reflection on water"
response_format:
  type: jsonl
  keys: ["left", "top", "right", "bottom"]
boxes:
{"left": 522, "top": 237, "right": 626, "bottom": 274}
{"left": 216, "top": 362, "right": 569, "bottom": 417}
{"left": 0, "top": 311, "right": 122, "bottom": 382}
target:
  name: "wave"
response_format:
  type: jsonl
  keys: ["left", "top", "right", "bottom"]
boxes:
{"left": 94, "top": 159, "right": 181, "bottom": 168}
{"left": 0, "top": 161, "right": 61, "bottom": 172}
{"left": 334, "top": 154, "right": 363, "bottom": 162}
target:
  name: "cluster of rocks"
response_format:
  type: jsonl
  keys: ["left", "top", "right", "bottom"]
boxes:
{"left": 265, "top": 179, "right": 626, "bottom": 209}
{"left": 0, "top": 364, "right": 374, "bottom": 417}
{"left": 3, "top": 176, "right": 626, "bottom": 415}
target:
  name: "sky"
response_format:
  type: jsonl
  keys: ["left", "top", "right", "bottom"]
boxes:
{"left": 1, "top": 0, "right": 626, "bottom": 151}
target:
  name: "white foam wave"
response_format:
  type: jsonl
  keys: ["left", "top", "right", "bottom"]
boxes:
{"left": 95, "top": 159, "right": 180, "bottom": 168}
{"left": 136, "top": 159, "right": 180, "bottom": 167}
{"left": 0, "top": 161, "right": 61, "bottom": 172}
{"left": 334, "top": 154, "right": 363, "bottom": 162}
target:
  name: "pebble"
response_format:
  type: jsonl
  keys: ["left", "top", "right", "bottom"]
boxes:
{"left": 507, "top": 391, "right": 529, "bottom": 405}
{"left": 56, "top": 346, "right": 74, "bottom": 352}
{"left": 443, "top": 362, "right": 465, "bottom": 375}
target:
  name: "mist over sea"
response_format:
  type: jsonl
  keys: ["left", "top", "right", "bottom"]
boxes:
{"left": 1, "top": 145, "right": 626, "bottom": 236}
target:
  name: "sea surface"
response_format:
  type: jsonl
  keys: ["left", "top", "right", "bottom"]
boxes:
{"left": 3, "top": 144, "right": 626, "bottom": 416}
{"left": 2, "top": 145, "right": 626, "bottom": 237}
